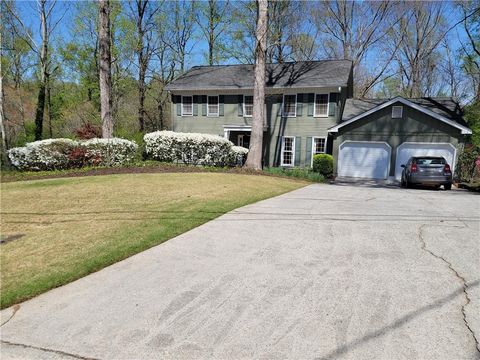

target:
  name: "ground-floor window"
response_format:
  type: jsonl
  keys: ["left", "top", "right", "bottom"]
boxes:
{"left": 311, "top": 137, "right": 326, "bottom": 165}
{"left": 281, "top": 136, "right": 295, "bottom": 166}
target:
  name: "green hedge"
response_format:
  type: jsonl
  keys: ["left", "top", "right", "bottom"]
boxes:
{"left": 312, "top": 154, "right": 333, "bottom": 178}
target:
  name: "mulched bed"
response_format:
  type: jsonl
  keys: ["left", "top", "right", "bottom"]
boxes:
{"left": 1, "top": 164, "right": 268, "bottom": 183}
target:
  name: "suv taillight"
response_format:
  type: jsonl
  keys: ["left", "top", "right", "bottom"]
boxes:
{"left": 411, "top": 163, "right": 417, "bottom": 172}
{"left": 444, "top": 164, "right": 451, "bottom": 174}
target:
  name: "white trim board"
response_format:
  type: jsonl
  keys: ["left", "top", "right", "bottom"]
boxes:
{"left": 328, "top": 97, "right": 472, "bottom": 135}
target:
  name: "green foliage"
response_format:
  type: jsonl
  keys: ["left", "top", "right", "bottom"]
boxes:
{"left": 456, "top": 145, "right": 480, "bottom": 183}
{"left": 263, "top": 167, "right": 325, "bottom": 182}
{"left": 464, "top": 101, "right": 480, "bottom": 147}
{"left": 312, "top": 154, "right": 334, "bottom": 178}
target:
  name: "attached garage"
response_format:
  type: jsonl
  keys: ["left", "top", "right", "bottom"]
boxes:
{"left": 394, "top": 142, "right": 456, "bottom": 180}
{"left": 338, "top": 141, "right": 390, "bottom": 179}
{"left": 329, "top": 97, "right": 471, "bottom": 180}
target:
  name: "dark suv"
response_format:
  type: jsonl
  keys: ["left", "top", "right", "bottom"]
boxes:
{"left": 401, "top": 156, "right": 452, "bottom": 190}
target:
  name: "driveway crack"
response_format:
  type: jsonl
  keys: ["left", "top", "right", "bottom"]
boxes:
{"left": 0, "top": 340, "right": 100, "bottom": 360}
{"left": 0, "top": 304, "right": 20, "bottom": 327}
{"left": 418, "top": 224, "right": 480, "bottom": 354}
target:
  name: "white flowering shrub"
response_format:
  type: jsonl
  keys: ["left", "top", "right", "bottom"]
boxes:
{"left": 8, "top": 139, "right": 77, "bottom": 171}
{"left": 229, "top": 146, "right": 249, "bottom": 166}
{"left": 8, "top": 138, "right": 138, "bottom": 171}
{"left": 80, "top": 138, "right": 138, "bottom": 166}
{"left": 144, "top": 131, "right": 247, "bottom": 166}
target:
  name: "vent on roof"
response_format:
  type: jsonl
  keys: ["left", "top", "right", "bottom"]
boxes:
{"left": 392, "top": 106, "right": 403, "bottom": 118}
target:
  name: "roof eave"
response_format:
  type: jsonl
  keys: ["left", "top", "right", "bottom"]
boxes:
{"left": 328, "top": 96, "right": 472, "bottom": 135}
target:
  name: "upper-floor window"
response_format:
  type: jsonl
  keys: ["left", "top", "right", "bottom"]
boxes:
{"left": 207, "top": 95, "right": 219, "bottom": 116}
{"left": 283, "top": 94, "right": 297, "bottom": 117}
{"left": 314, "top": 94, "right": 329, "bottom": 117}
{"left": 392, "top": 106, "right": 403, "bottom": 118}
{"left": 243, "top": 95, "right": 253, "bottom": 117}
{"left": 182, "top": 96, "right": 193, "bottom": 116}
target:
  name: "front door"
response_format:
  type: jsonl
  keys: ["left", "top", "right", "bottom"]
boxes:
{"left": 229, "top": 131, "right": 251, "bottom": 148}
{"left": 237, "top": 134, "right": 250, "bottom": 148}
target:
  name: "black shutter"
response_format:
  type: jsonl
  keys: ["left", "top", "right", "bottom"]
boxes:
{"left": 193, "top": 95, "right": 198, "bottom": 116}
{"left": 305, "top": 137, "right": 312, "bottom": 166}
{"left": 176, "top": 95, "right": 181, "bottom": 116}
{"left": 238, "top": 95, "right": 243, "bottom": 116}
{"left": 294, "top": 137, "right": 301, "bottom": 166}
{"left": 307, "top": 93, "right": 314, "bottom": 116}
{"left": 297, "top": 94, "right": 303, "bottom": 116}
{"left": 219, "top": 95, "right": 224, "bottom": 116}
{"left": 329, "top": 93, "right": 339, "bottom": 117}
{"left": 202, "top": 95, "right": 207, "bottom": 116}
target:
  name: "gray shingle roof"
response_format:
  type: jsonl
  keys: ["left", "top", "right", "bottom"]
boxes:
{"left": 166, "top": 60, "right": 353, "bottom": 91}
{"left": 342, "top": 97, "right": 467, "bottom": 126}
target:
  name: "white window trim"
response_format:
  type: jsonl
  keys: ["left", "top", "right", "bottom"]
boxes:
{"left": 281, "top": 136, "right": 295, "bottom": 167}
{"left": 392, "top": 105, "right": 403, "bottom": 118}
{"left": 243, "top": 95, "right": 253, "bottom": 118}
{"left": 314, "top": 93, "right": 330, "bottom": 118}
{"left": 311, "top": 137, "right": 327, "bottom": 166}
{"left": 181, "top": 95, "right": 193, "bottom": 116}
{"left": 207, "top": 95, "right": 219, "bottom": 117}
{"left": 282, "top": 94, "right": 297, "bottom": 118}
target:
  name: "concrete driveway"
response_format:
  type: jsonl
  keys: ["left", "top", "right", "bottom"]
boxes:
{"left": 1, "top": 183, "right": 479, "bottom": 360}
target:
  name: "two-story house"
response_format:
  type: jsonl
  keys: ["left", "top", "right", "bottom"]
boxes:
{"left": 166, "top": 60, "right": 471, "bottom": 180}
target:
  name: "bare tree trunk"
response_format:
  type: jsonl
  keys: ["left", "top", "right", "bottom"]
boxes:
{"left": 245, "top": 0, "right": 268, "bottom": 170}
{"left": 0, "top": 26, "right": 10, "bottom": 167}
{"left": 208, "top": 0, "right": 214, "bottom": 65}
{"left": 34, "top": 0, "right": 48, "bottom": 140}
{"left": 99, "top": 0, "right": 113, "bottom": 138}
{"left": 138, "top": 62, "right": 146, "bottom": 132}
{"left": 136, "top": 0, "right": 147, "bottom": 132}
{"left": 45, "top": 73, "right": 53, "bottom": 138}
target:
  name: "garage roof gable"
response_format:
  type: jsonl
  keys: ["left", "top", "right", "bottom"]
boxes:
{"left": 329, "top": 97, "right": 472, "bottom": 135}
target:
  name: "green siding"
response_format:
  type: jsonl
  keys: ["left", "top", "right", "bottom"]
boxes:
{"left": 332, "top": 101, "right": 465, "bottom": 177}
{"left": 172, "top": 91, "right": 346, "bottom": 167}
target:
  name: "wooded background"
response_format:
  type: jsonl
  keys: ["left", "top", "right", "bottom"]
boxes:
{"left": 1, "top": 0, "right": 479, "bottom": 148}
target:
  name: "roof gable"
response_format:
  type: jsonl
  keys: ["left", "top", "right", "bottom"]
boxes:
{"left": 329, "top": 97, "right": 471, "bottom": 135}
{"left": 166, "top": 60, "right": 353, "bottom": 91}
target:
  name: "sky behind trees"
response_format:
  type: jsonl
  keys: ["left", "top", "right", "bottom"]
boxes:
{"left": 2, "top": 0, "right": 479, "bottom": 147}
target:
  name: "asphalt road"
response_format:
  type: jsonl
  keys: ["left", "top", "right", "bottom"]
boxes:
{"left": 1, "top": 183, "right": 479, "bottom": 359}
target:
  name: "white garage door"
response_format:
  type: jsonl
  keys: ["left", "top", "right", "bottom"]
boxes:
{"left": 338, "top": 141, "right": 391, "bottom": 179}
{"left": 395, "top": 142, "right": 456, "bottom": 180}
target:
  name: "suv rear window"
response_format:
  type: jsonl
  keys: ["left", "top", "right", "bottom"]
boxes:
{"left": 415, "top": 157, "right": 445, "bottom": 165}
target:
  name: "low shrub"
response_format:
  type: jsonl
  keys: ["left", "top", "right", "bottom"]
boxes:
{"left": 312, "top": 154, "right": 334, "bottom": 178}
{"left": 8, "top": 138, "right": 138, "bottom": 171}
{"left": 264, "top": 167, "right": 325, "bottom": 182}
{"left": 81, "top": 138, "right": 138, "bottom": 166}
{"left": 8, "top": 139, "right": 78, "bottom": 171}
{"left": 230, "top": 146, "right": 249, "bottom": 166}
{"left": 144, "top": 130, "right": 248, "bottom": 166}
{"left": 74, "top": 122, "right": 102, "bottom": 139}
{"left": 456, "top": 145, "right": 480, "bottom": 183}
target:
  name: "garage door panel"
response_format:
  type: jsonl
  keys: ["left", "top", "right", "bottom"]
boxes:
{"left": 338, "top": 142, "right": 390, "bottom": 179}
{"left": 395, "top": 143, "right": 455, "bottom": 180}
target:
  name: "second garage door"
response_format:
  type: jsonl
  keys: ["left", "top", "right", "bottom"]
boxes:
{"left": 338, "top": 141, "right": 391, "bottom": 179}
{"left": 394, "top": 142, "right": 456, "bottom": 180}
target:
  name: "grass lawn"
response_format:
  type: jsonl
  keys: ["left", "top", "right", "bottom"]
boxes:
{"left": 0, "top": 173, "right": 306, "bottom": 308}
